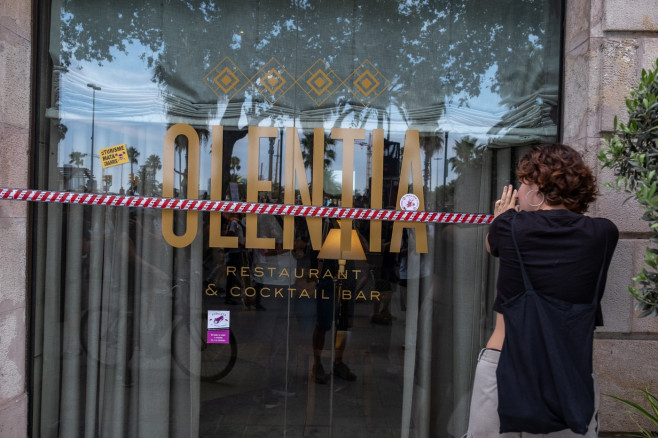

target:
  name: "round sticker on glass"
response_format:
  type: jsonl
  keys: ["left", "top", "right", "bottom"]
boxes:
{"left": 400, "top": 193, "right": 420, "bottom": 211}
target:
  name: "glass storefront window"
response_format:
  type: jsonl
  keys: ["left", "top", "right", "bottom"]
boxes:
{"left": 32, "top": 0, "right": 562, "bottom": 436}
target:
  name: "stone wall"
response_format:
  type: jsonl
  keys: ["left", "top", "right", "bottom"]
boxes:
{"left": 0, "top": 0, "right": 31, "bottom": 437}
{"left": 563, "top": 0, "right": 658, "bottom": 433}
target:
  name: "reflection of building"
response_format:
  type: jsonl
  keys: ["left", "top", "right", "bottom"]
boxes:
{"left": 365, "top": 138, "right": 400, "bottom": 208}
{"left": 382, "top": 139, "right": 400, "bottom": 209}
{"left": 59, "top": 164, "right": 93, "bottom": 192}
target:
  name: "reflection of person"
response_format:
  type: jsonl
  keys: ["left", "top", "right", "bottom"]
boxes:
{"left": 397, "top": 227, "right": 431, "bottom": 312}
{"left": 312, "top": 258, "right": 357, "bottom": 384}
{"left": 464, "top": 144, "right": 618, "bottom": 437}
{"left": 368, "top": 222, "right": 396, "bottom": 325}
{"left": 223, "top": 213, "right": 245, "bottom": 305}
{"left": 288, "top": 218, "right": 357, "bottom": 384}
{"left": 250, "top": 215, "right": 293, "bottom": 311}
{"left": 251, "top": 214, "right": 297, "bottom": 407}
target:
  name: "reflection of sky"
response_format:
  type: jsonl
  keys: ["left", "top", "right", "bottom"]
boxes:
{"left": 56, "top": 42, "right": 165, "bottom": 189}
{"left": 55, "top": 40, "right": 532, "bottom": 197}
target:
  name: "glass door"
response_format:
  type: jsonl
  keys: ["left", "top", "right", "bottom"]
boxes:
{"left": 32, "top": 0, "right": 562, "bottom": 436}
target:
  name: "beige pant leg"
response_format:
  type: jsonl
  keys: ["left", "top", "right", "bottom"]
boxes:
{"left": 464, "top": 349, "right": 599, "bottom": 438}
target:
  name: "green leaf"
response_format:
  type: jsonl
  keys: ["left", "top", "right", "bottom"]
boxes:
{"left": 599, "top": 56, "right": 658, "bottom": 316}
{"left": 606, "top": 394, "right": 658, "bottom": 426}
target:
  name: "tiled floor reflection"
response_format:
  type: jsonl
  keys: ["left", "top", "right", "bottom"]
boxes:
{"left": 198, "top": 290, "right": 407, "bottom": 438}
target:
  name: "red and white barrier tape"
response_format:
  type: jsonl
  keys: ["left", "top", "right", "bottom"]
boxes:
{"left": 0, "top": 188, "right": 493, "bottom": 225}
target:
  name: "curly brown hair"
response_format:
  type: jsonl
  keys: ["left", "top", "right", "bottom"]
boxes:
{"left": 516, "top": 143, "right": 598, "bottom": 214}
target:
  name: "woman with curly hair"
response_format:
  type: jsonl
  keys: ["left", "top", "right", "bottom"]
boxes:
{"left": 464, "top": 144, "right": 618, "bottom": 437}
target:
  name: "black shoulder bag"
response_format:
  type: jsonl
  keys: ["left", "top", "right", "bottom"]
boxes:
{"left": 496, "top": 213, "right": 607, "bottom": 434}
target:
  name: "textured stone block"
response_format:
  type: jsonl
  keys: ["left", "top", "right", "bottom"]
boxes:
{"left": 570, "top": 137, "right": 647, "bottom": 234}
{"left": 0, "top": 123, "right": 29, "bottom": 203}
{"left": 0, "top": 0, "right": 32, "bottom": 38}
{"left": 594, "top": 163, "right": 648, "bottom": 233}
{"left": 0, "top": 26, "right": 31, "bottom": 129}
{"left": 0, "top": 307, "right": 25, "bottom": 405}
{"left": 641, "top": 38, "right": 658, "bottom": 71}
{"left": 589, "top": 0, "right": 606, "bottom": 38}
{"left": 0, "top": 4, "right": 29, "bottom": 438}
{"left": 594, "top": 339, "right": 658, "bottom": 433}
{"left": 563, "top": 47, "right": 592, "bottom": 142}
{"left": 0, "top": 218, "right": 26, "bottom": 314}
{"left": 565, "top": 0, "right": 593, "bottom": 53}
{"left": 598, "top": 39, "right": 640, "bottom": 132}
{"left": 603, "top": 0, "right": 658, "bottom": 32}
{"left": 0, "top": 394, "right": 27, "bottom": 438}
{"left": 631, "top": 309, "right": 658, "bottom": 331}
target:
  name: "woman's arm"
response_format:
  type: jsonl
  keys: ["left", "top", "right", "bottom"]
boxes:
{"left": 486, "top": 185, "right": 518, "bottom": 254}
{"left": 483, "top": 186, "right": 517, "bottom": 346}
{"left": 486, "top": 312, "right": 506, "bottom": 350}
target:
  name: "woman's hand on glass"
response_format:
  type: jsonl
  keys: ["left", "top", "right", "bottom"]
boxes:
{"left": 494, "top": 184, "right": 518, "bottom": 218}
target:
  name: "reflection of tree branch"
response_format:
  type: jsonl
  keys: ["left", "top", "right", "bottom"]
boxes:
{"left": 56, "top": 0, "right": 558, "bottom": 191}
{"left": 58, "top": 0, "right": 551, "bottom": 109}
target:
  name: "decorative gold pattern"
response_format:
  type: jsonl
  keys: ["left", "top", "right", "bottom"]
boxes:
{"left": 203, "top": 57, "right": 249, "bottom": 102}
{"left": 297, "top": 59, "right": 343, "bottom": 106}
{"left": 203, "top": 57, "right": 389, "bottom": 107}
{"left": 344, "top": 60, "right": 390, "bottom": 106}
{"left": 252, "top": 58, "right": 295, "bottom": 105}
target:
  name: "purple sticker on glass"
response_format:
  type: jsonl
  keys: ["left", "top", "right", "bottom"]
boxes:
{"left": 207, "top": 310, "right": 230, "bottom": 329}
{"left": 207, "top": 330, "right": 230, "bottom": 344}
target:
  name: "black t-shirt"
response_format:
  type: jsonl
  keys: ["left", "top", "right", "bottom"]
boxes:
{"left": 489, "top": 209, "right": 619, "bottom": 326}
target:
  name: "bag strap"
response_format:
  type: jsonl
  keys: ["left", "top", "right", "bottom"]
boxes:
{"left": 511, "top": 213, "right": 609, "bottom": 304}
{"left": 510, "top": 213, "right": 534, "bottom": 291}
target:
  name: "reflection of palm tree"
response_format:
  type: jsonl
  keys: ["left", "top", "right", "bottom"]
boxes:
{"left": 69, "top": 151, "right": 88, "bottom": 168}
{"left": 137, "top": 165, "right": 148, "bottom": 195}
{"left": 174, "top": 136, "right": 188, "bottom": 192}
{"left": 145, "top": 154, "right": 161, "bottom": 178}
{"left": 301, "top": 132, "right": 337, "bottom": 201}
{"left": 169, "top": 127, "right": 216, "bottom": 197}
{"left": 145, "top": 154, "right": 162, "bottom": 193}
{"left": 127, "top": 146, "right": 139, "bottom": 176}
{"left": 420, "top": 134, "right": 444, "bottom": 189}
{"left": 68, "top": 151, "right": 88, "bottom": 191}
{"left": 448, "top": 137, "right": 485, "bottom": 175}
{"left": 301, "top": 132, "right": 336, "bottom": 171}
{"left": 127, "top": 146, "right": 140, "bottom": 193}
